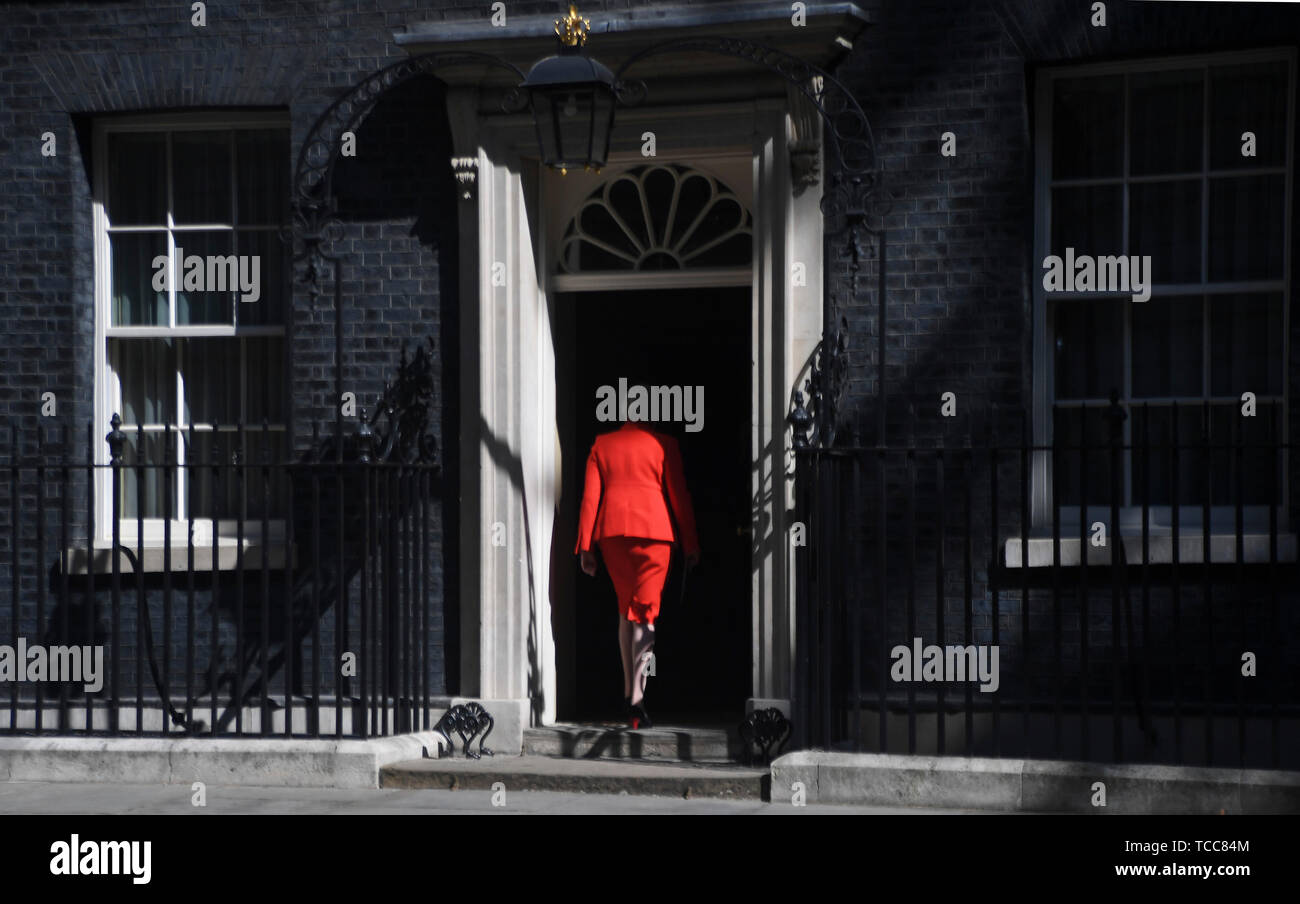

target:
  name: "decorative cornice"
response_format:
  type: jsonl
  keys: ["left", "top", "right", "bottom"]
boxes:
{"left": 395, "top": 1, "right": 872, "bottom": 76}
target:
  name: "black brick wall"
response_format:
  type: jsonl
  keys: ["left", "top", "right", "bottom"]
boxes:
{"left": 815, "top": 0, "right": 1300, "bottom": 755}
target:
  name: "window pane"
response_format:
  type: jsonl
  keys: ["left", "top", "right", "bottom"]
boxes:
{"left": 1131, "top": 296, "right": 1202, "bottom": 398}
{"left": 1052, "top": 75, "right": 1124, "bottom": 179}
{"left": 241, "top": 430, "right": 288, "bottom": 518}
{"left": 185, "top": 430, "right": 285, "bottom": 521}
{"left": 1051, "top": 405, "right": 1117, "bottom": 507}
{"left": 1051, "top": 185, "right": 1122, "bottom": 260}
{"left": 1053, "top": 298, "right": 1123, "bottom": 400}
{"left": 1210, "top": 60, "right": 1288, "bottom": 169}
{"left": 244, "top": 337, "right": 285, "bottom": 425}
{"left": 182, "top": 338, "right": 240, "bottom": 426}
{"left": 1130, "top": 68, "right": 1203, "bottom": 175}
{"left": 110, "top": 232, "right": 167, "bottom": 326}
{"left": 1209, "top": 404, "right": 1282, "bottom": 506}
{"left": 1209, "top": 292, "right": 1284, "bottom": 395}
{"left": 1208, "top": 174, "right": 1285, "bottom": 281}
{"left": 117, "top": 431, "right": 174, "bottom": 519}
{"left": 1131, "top": 180, "right": 1200, "bottom": 283}
{"left": 1131, "top": 403, "right": 1207, "bottom": 507}
{"left": 235, "top": 129, "right": 289, "bottom": 226}
{"left": 174, "top": 231, "right": 235, "bottom": 325}
{"left": 107, "top": 132, "right": 166, "bottom": 226}
{"left": 109, "top": 338, "right": 175, "bottom": 425}
{"left": 186, "top": 431, "right": 238, "bottom": 520}
{"left": 671, "top": 173, "right": 713, "bottom": 246}
{"left": 173, "top": 130, "right": 232, "bottom": 224}
{"left": 578, "top": 202, "right": 638, "bottom": 265}
{"left": 234, "top": 230, "right": 286, "bottom": 326}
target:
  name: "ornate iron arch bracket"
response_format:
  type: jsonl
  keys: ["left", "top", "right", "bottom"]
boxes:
{"left": 288, "top": 51, "right": 530, "bottom": 300}
{"left": 611, "top": 35, "right": 881, "bottom": 226}
{"left": 287, "top": 50, "right": 535, "bottom": 447}
{"left": 612, "top": 36, "right": 886, "bottom": 448}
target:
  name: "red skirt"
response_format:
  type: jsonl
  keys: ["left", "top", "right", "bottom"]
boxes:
{"left": 598, "top": 536, "right": 673, "bottom": 626}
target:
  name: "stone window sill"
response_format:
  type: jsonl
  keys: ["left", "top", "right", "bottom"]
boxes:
{"left": 62, "top": 539, "right": 295, "bottom": 575}
{"left": 1004, "top": 532, "right": 1298, "bottom": 567}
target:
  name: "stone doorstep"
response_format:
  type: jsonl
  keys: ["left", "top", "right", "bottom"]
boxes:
{"left": 381, "top": 755, "right": 770, "bottom": 800}
{"left": 523, "top": 723, "right": 743, "bottom": 762}
{"left": 770, "top": 751, "right": 1300, "bottom": 814}
{"left": 0, "top": 732, "right": 449, "bottom": 790}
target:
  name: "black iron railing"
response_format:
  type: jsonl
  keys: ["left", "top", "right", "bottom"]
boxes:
{"left": 792, "top": 395, "right": 1298, "bottom": 770}
{"left": 1, "top": 343, "right": 445, "bottom": 738}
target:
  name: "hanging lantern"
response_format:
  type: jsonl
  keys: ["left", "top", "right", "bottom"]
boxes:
{"left": 521, "top": 5, "right": 617, "bottom": 174}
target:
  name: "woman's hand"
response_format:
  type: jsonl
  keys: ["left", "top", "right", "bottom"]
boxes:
{"left": 580, "top": 550, "right": 598, "bottom": 576}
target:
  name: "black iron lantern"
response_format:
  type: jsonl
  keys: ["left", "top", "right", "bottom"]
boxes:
{"left": 522, "top": 5, "right": 616, "bottom": 174}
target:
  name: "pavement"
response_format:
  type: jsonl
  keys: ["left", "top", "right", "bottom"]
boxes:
{"left": 0, "top": 780, "right": 1004, "bottom": 814}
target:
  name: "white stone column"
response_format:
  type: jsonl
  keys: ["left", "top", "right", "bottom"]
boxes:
{"left": 446, "top": 89, "right": 557, "bottom": 746}
{"left": 750, "top": 94, "right": 824, "bottom": 712}
{"left": 474, "top": 132, "right": 558, "bottom": 726}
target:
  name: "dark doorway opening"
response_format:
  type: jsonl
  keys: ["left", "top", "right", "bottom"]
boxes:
{"left": 556, "top": 287, "right": 751, "bottom": 724}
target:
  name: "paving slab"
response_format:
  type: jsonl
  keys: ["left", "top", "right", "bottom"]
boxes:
{"left": 0, "top": 780, "right": 994, "bottom": 814}
{"left": 773, "top": 750, "right": 1300, "bottom": 813}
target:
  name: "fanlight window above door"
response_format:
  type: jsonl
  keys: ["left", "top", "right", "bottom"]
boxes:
{"left": 558, "top": 164, "right": 753, "bottom": 273}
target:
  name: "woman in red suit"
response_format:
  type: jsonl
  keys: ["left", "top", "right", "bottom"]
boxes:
{"left": 575, "top": 417, "right": 700, "bottom": 729}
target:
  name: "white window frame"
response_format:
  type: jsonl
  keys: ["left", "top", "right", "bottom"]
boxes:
{"left": 1029, "top": 47, "right": 1295, "bottom": 549}
{"left": 92, "top": 112, "right": 290, "bottom": 550}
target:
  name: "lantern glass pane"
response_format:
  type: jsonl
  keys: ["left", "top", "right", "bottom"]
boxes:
{"left": 531, "top": 92, "right": 560, "bottom": 166}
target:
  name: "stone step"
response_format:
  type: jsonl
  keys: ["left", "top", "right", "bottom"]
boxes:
{"left": 523, "top": 722, "right": 745, "bottom": 762}
{"left": 381, "top": 754, "right": 768, "bottom": 800}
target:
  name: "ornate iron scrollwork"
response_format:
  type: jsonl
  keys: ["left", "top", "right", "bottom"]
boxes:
{"left": 791, "top": 311, "right": 850, "bottom": 450}
{"left": 739, "top": 707, "right": 791, "bottom": 765}
{"left": 613, "top": 37, "right": 877, "bottom": 187}
{"left": 358, "top": 337, "right": 440, "bottom": 466}
{"left": 614, "top": 39, "right": 880, "bottom": 452}
{"left": 434, "top": 702, "right": 496, "bottom": 759}
{"left": 790, "top": 391, "right": 814, "bottom": 451}
{"left": 290, "top": 51, "right": 530, "bottom": 300}
{"left": 821, "top": 172, "right": 876, "bottom": 237}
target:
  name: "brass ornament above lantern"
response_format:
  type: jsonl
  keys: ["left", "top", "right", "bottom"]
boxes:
{"left": 521, "top": 4, "right": 617, "bottom": 174}
{"left": 555, "top": 4, "right": 591, "bottom": 48}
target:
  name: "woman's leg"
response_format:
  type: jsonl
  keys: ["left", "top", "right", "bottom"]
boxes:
{"left": 603, "top": 538, "right": 671, "bottom": 714}
{"left": 629, "top": 621, "right": 655, "bottom": 707}
{"left": 626, "top": 540, "right": 671, "bottom": 708}
{"left": 618, "top": 618, "right": 635, "bottom": 699}
{"left": 603, "top": 538, "right": 637, "bottom": 702}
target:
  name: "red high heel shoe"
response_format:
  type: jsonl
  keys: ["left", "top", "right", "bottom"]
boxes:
{"left": 629, "top": 701, "right": 652, "bottom": 730}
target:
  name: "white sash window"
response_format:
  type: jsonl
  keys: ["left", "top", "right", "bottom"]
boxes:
{"left": 1031, "top": 50, "right": 1294, "bottom": 542}
{"left": 93, "top": 114, "right": 290, "bottom": 548}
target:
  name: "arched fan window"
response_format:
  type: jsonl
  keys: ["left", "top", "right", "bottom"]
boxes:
{"left": 558, "top": 164, "right": 753, "bottom": 273}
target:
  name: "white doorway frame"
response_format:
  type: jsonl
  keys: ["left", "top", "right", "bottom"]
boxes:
{"left": 448, "top": 94, "right": 824, "bottom": 727}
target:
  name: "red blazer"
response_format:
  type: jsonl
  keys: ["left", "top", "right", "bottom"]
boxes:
{"left": 574, "top": 421, "right": 701, "bottom": 558}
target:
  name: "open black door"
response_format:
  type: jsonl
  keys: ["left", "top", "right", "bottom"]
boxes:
{"left": 560, "top": 287, "right": 751, "bottom": 724}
